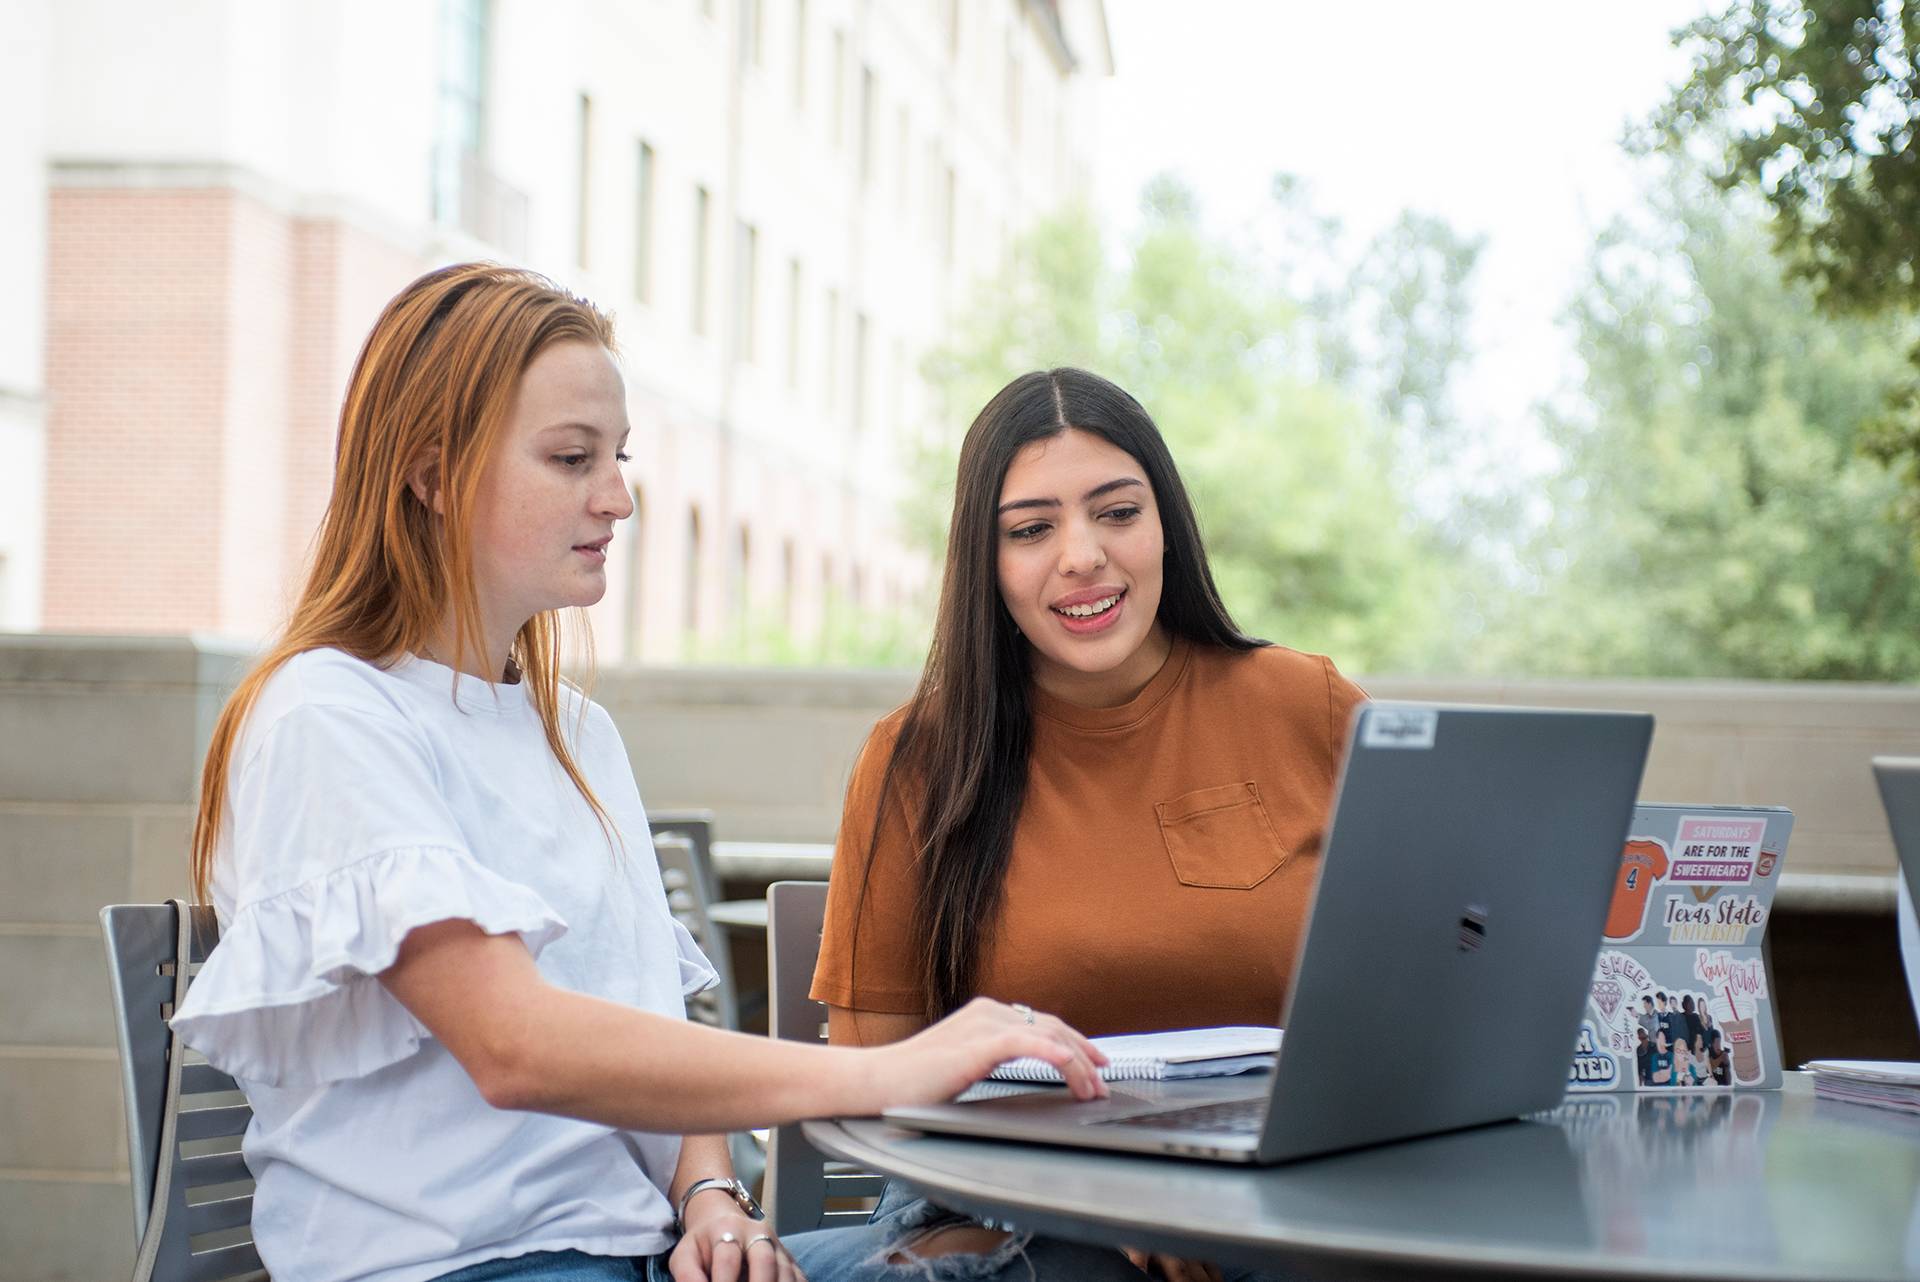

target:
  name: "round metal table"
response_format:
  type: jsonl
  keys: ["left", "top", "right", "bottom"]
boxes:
{"left": 803, "top": 1075, "right": 1920, "bottom": 1280}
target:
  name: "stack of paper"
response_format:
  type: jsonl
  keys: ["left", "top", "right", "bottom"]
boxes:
{"left": 1805, "top": 1060, "right": 1920, "bottom": 1116}
{"left": 990, "top": 1025, "right": 1281, "bottom": 1084}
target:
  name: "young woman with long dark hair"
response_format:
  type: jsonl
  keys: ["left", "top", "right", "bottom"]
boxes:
{"left": 169, "top": 266, "right": 1108, "bottom": 1282}
{"left": 807, "top": 368, "right": 1367, "bottom": 1282}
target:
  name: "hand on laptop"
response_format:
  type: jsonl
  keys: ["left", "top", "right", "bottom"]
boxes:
{"left": 864, "top": 997, "right": 1110, "bottom": 1105}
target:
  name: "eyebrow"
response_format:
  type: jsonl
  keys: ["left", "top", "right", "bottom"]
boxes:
{"left": 997, "top": 476, "right": 1144, "bottom": 516}
{"left": 539, "top": 421, "right": 629, "bottom": 442}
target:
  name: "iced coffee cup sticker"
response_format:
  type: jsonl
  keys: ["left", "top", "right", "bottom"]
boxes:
{"left": 1695, "top": 949, "right": 1770, "bottom": 1084}
{"left": 1670, "top": 816, "right": 1764, "bottom": 885}
{"left": 1361, "top": 707, "right": 1436, "bottom": 750}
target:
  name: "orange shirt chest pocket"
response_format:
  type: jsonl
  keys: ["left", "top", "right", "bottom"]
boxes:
{"left": 1154, "top": 782, "right": 1292, "bottom": 890}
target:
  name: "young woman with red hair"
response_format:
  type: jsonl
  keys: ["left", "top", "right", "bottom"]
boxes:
{"left": 171, "top": 264, "right": 1105, "bottom": 1282}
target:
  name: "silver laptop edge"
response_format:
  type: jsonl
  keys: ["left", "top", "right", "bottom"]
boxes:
{"left": 1873, "top": 757, "right": 1920, "bottom": 1031}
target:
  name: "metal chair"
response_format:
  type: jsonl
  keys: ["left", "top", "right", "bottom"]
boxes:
{"left": 100, "top": 902, "right": 264, "bottom": 1282}
{"left": 646, "top": 810, "right": 720, "bottom": 905}
{"left": 764, "top": 880, "right": 885, "bottom": 1235}
{"left": 649, "top": 820, "right": 765, "bottom": 1190}
{"left": 650, "top": 830, "right": 738, "bottom": 1032}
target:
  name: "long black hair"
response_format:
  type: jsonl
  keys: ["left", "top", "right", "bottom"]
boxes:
{"left": 855, "top": 368, "right": 1265, "bottom": 1021}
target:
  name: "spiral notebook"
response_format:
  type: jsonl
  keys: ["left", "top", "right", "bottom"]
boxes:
{"left": 988, "top": 1025, "right": 1281, "bottom": 1083}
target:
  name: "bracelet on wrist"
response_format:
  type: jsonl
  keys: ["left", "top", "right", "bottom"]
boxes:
{"left": 674, "top": 1176, "right": 764, "bottom": 1234}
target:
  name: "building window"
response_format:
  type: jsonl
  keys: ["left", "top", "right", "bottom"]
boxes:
{"left": 858, "top": 67, "right": 876, "bottom": 185}
{"left": 942, "top": 166, "right": 956, "bottom": 267}
{"left": 692, "top": 185, "right": 712, "bottom": 335}
{"left": 792, "top": 0, "right": 807, "bottom": 108}
{"left": 831, "top": 28, "right": 846, "bottom": 145}
{"left": 852, "top": 311, "right": 870, "bottom": 434}
{"left": 781, "top": 538, "right": 797, "bottom": 630}
{"left": 624, "top": 485, "right": 647, "bottom": 661}
{"left": 432, "top": 0, "right": 488, "bottom": 228}
{"left": 786, "top": 257, "right": 803, "bottom": 390}
{"left": 823, "top": 288, "right": 840, "bottom": 407}
{"left": 896, "top": 105, "right": 911, "bottom": 210}
{"left": 733, "top": 221, "right": 759, "bottom": 363}
{"left": 889, "top": 336, "right": 906, "bottom": 438}
{"left": 684, "top": 506, "right": 703, "bottom": 637}
{"left": 729, "top": 524, "right": 752, "bottom": 626}
{"left": 1005, "top": 42, "right": 1021, "bottom": 144}
{"left": 737, "top": 0, "right": 761, "bottom": 69}
{"left": 577, "top": 93, "right": 593, "bottom": 269}
{"left": 634, "top": 141, "right": 656, "bottom": 303}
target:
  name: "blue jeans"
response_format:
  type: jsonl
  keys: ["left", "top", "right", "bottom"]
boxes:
{"left": 430, "top": 1251, "right": 670, "bottom": 1282}
{"left": 783, "top": 1180, "right": 1292, "bottom": 1282}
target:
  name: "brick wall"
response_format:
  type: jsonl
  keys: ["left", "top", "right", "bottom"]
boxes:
{"left": 43, "top": 188, "right": 231, "bottom": 631}
{"left": 41, "top": 185, "right": 423, "bottom": 636}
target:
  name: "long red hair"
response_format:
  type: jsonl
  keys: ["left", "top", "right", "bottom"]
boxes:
{"left": 190, "top": 263, "right": 620, "bottom": 902}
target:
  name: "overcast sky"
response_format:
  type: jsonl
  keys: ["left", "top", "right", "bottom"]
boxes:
{"left": 1092, "top": 1, "right": 1710, "bottom": 468}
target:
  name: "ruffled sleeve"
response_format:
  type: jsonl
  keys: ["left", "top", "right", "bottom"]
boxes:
{"left": 170, "top": 696, "right": 569, "bottom": 1087}
{"left": 670, "top": 916, "right": 720, "bottom": 998}
{"left": 172, "top": 845, "right": 567, "bottom": 1085}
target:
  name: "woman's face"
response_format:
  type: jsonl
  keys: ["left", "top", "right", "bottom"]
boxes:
{"left": 468, "top": 341, "right": 634, "bottom": 636}
{"left": 995, "top": 428, "right": 1168, "bottom": 704}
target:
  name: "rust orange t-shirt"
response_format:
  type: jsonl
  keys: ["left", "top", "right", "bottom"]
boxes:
{"left": 810, "top": 637, "right": 1367, "bottom": 1036}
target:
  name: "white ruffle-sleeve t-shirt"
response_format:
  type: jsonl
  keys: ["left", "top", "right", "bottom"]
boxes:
{"left": 170, "top": 650, "right": 717, "bottom": 1282}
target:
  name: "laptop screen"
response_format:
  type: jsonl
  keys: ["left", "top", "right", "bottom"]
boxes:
{"left": 1874, "top": 758, "right": 1920, "bottom": 1031}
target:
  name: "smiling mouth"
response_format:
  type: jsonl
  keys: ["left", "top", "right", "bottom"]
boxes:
{"left": 1052, "top": 591, "right": 1123, "bottom": 619}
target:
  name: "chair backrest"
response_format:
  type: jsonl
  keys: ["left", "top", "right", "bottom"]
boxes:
{"left": 764, "top": 880, "right": 884, "bottom": 1235}
{"left": 648, "top": 809, "right": 720, "bottom": 902}
{"left": 100, "top": 903, "right": 264, "bottom": 1282}
{"left": 651, "top": 829, "right": 738, "bottom": 1030}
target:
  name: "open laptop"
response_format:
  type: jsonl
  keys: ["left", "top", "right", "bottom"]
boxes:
{"left": 1873, "top": 757, "right": 1920, "bottom": 1025}
{"left": 884, "top": 701, "right": 1654, "bottom": 1164}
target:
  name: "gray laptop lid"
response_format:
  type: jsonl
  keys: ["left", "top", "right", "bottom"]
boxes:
{"left": 1873, "top": 757, "right": 1920, "bottom": 1028}
{"left": 1253, "top": 702, "right": 1652, "bottom": 1160}
{"left": 884, "top": 702, "right": 1653, "bottom": 1164}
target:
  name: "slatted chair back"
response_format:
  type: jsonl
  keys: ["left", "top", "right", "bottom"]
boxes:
{"left": 651, "top": 831, "right": 738, "bottom": 1031}
{"left": 100, "top": 903, "right": 264, "bottom": 1282}
{"left": 646, "top": 809, "right": 720, "bottom": 902}
{"left": 764, "top": 880, "right": 885, "bottom": 1235}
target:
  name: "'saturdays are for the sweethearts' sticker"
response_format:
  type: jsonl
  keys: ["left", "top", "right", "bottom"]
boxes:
{"left": 1669, "top": 815, "right": 1766, "bottom": 885}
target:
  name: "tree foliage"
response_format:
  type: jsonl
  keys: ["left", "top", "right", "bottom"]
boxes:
{"left": 1661, "top": 0, "right": 1920, "bottom": 549}
{"left": 1485, "top": 168, "right": 1920, "bottom": 679}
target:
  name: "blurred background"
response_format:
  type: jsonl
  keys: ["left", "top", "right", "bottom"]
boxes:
{"left": 6, "top": 2, "right": 1920, "bottom": 1276}
{"left": 4, "top": 0, "right": 1917, "bottom": 678}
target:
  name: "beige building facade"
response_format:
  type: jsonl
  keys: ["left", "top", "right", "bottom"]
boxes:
{"left": 13, "top": 0, "right": 1112, "bottom": 656}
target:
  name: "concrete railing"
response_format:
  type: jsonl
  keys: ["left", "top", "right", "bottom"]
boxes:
{"left": 2, "top": 632, "right": 1917, "bottom": 1279}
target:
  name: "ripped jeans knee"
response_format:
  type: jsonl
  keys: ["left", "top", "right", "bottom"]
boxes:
{"left": 782, "top": 1181, "right": 1146, "bottom": 1282}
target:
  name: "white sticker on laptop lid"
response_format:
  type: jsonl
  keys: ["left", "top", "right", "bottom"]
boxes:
{"left": 1361, "top": 707, "right": 1437, "bottom": 749}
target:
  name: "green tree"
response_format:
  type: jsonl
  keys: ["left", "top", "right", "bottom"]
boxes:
{"left": 1660, "top": 0, "right": 1920, "bottom": 543}
{"left": 1486, "top": 169, "right": 1920, "bottom": 680}
{"left": 921, "top": 185, "right": 1470, "bottom": 674}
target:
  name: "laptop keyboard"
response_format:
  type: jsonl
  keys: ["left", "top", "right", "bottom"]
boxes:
{"left": 1101, "top": 1097, "right": 1266, "bottom": 1135}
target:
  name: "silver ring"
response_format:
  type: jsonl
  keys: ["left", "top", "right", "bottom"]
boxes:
{"left": 1012, "top": 1002, "right": 1035, "bottom": 1024}
{"left": 746, "top": 1233, "right": 777, "bottom": 1252}
{"left": 717, "top": 1231, "right": 738, "bottom": 1246}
